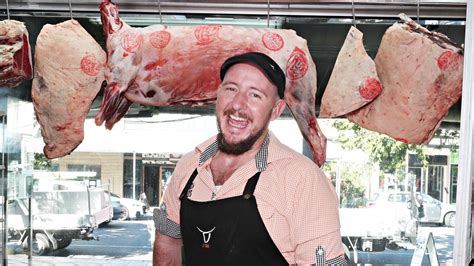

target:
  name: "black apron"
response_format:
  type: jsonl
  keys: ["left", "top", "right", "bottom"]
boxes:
{"left": 179, "top": 169, "right": 288, "bottom": 266}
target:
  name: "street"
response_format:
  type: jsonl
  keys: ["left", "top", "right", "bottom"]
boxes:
{"left": 8, "top": 218, "right": 155, "bottom": 265}
{"left": 7, "top": 220, "right": 453, "bottom": 265}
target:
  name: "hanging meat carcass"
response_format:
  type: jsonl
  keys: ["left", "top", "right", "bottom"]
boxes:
{"left": 320, "top": 26, "right": 381, "bottom": 118}
{"left": 0, "top": 20, "right": 33, "bottom": 88}
{"left": 32, "top": 20, "right": 106, "bottom": 159}
{"left": 97, "top": 0, "right": 327, "bottom": 166}
{"left": 347, "top": 14, "right": 463, "bottom": 144}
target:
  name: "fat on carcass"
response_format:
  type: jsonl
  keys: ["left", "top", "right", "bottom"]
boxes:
{"left": 97, "top": 0, "right": 327, "bottom": 166}
{"left": 347, "top": 14, "right": 463, "bottom": 144}
{"left": 32, "top": 20, "right": 106, "bottom": 159}
{"left": 0, "top": 20, "right": 33, "bottom": 88}
{"left": 320, "top": 26, "right": 381, "bottom": 118}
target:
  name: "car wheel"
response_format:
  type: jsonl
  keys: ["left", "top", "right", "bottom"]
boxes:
{"left": 119, "top": 206, "right": 130, "bottom": 221}
{"left": 55, "top": 235, "right": 73, "bottom": 249}
{"left": 444, "top": 212, "right": 455, "bottom": 227}
{"left": 26, "top": 233, "right": 50, "bottom": 256}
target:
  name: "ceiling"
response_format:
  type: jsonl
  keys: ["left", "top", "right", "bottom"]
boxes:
{"left": 0, "top": 1, "right": 466, "bottom": 128}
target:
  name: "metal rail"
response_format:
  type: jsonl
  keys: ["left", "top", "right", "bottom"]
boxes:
{"left": 0, "top": 1, "right": 467, "bottom": 19}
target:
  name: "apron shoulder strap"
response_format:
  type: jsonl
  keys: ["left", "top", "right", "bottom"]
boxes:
{"left": 242, "top": 172, "right": 261, "bottom": 196}
{"left": 179, "top": 169, "right": 198, "bottom": 200}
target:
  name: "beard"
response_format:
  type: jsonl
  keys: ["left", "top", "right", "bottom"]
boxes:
{"left": 216, "top": 110, "right": 270, "bottom": 155}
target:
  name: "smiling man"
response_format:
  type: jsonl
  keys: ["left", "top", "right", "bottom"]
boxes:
{"left": 153, "top": 52, "right": 346, "bottom": 265}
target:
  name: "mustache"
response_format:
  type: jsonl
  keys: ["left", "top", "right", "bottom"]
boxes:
{"left": 223, "top": 108, "right": 252, "bottom": 121}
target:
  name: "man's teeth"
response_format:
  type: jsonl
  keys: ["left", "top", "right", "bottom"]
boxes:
{"left": 230, "top": 115, "right": 247, "bottom": 122}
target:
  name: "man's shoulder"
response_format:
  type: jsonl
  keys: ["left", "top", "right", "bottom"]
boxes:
{"left": 269, "top": 138, "right": 318, "bottom": 170}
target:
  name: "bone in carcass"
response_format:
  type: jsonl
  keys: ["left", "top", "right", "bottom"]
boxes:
{"left": 0, "top": 20, "right": 32, "bottom": 88}
{"left": 32, "top": 20, "right": 106, "bottom": 159}
{"left": 320, "top": 26, "right": 381, "bottom": 118}
{"left": 347, "top": 14, "right": 463, "bottom": 144}
{"left": 97, "top": 0, "right": 327, "bottom": 166}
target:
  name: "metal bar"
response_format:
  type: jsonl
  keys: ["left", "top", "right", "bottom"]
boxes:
{"left": 0, "top": 2, "right": 466, "bottom": 19}
{"left": 453, "top": 0, "right": 473, "bottom": 264}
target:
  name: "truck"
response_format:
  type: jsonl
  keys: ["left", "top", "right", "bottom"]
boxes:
{"left": 7, "top": 178, "right": 113, "bottom": 255}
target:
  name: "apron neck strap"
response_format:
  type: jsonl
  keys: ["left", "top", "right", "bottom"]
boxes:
{"left": 179, "top": 169, "right": 198, "bottom": 200}
{"left": 242, "top": 172, "right": 261, "bottom": 196}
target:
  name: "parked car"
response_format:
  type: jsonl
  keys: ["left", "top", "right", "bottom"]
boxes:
{"left": 370, "top": 191, "right": 456, "bottom": 227}
{"left": 108, "top": 192, "right": 148, "bottom": 220}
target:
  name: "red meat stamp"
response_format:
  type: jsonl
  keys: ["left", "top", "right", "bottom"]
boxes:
{"left": 150, "top": 30, "right": 171, "bottom": 49}
{"left": 262, "top": 32, "right": 284, "bottom": 51}
{"left": 121, "top": 30, "right": 144, "bottom": 53}
{"left": 80, "top": 55, "right": 101, "bottom": 76}
{"left": 194, "top": 25, "right": 221, "bottom": 45}
{"left": 286, "top": 47, "right": 308, "bottom": 80}
{"left": 359, "top": 78, "right": 382, "bottom": 100}
{"left": 437, "top": 51, "right": 462, "bottom": 71}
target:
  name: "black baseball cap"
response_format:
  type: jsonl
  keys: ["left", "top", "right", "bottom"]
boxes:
{"left": 220, "top": 52, "right": 286, "bottom": 99}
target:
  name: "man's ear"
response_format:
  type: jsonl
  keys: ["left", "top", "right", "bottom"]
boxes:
{"left": 270, "top": 99, "right": 286, "bottom": 121}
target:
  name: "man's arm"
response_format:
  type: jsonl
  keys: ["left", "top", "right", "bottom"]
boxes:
{"left": 153, "top": 231, "right": 182, "bottom": 266}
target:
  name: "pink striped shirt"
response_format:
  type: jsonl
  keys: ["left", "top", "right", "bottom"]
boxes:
{"left": 161, "top": 132, "right": 345, "bottom": 264}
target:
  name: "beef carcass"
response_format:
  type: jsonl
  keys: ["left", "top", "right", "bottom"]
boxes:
{"left": 97, "top": 0, "right": 327, "bottom": 166}
{"left": 32, "top": 20, "right": 106, "bottom": 159}
{"left": 0, "top": 20, "right": 32, "bottom": 88}
{"left": 347, "top": 14, "right": 463, "bottom": 144}
{"left": 320, "top": 26, "right": 381, "bottom": 118}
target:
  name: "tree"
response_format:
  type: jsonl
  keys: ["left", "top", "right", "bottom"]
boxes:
{"left": 33, "top": 153, "right": 53, "bottom": 170}
{"left": 332, "top": 120, "right": 428, "bottom": 178}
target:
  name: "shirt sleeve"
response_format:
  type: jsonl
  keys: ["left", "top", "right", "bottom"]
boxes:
{"left": 153, "top": 152, "right": 195, "bottom": 239}
{"left": 290, "top": 164, "right": 345, "bottom": 263}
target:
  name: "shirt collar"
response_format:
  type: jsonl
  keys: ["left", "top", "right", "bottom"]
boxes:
{"left": 198, "top": 134, "right": 270, "bottom": 172}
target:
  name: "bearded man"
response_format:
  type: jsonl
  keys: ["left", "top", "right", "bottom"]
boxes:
{"left": 153, "top": 52, "right": 346, "bottom": 265}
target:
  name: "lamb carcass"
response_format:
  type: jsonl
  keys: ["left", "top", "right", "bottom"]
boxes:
{"left": 32, "top": 20, "right": 106, "bottom": 159}
{"left": 320, "top": 26, "right": 381, "bottom": 118}
{"left": 348, "top": 14, "right": 463, "bottom": 144}
{"left": 0, "top": 20, "right": 32, "bottom": 88}
{"left": 97, "top": 0, "right": 327, "bottom": 166}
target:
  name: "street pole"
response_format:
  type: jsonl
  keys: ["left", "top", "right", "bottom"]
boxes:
{"left": 132, "top": 152, "right": 136, "bottom": 200}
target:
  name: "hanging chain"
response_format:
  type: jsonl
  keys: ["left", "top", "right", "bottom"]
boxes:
{"left": 6, "top": 0, "right": 10, "bottom": 20}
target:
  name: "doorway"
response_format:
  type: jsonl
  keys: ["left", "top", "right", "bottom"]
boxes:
{"left": 142, "top": 164, "right": 175, "bottom": 206}
{"left": 427, "top": 165, "right": 444, "bottom": 201}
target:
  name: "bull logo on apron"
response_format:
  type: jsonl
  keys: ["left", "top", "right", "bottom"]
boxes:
{"left": 196, "top": 226, "right": 216, "bottom": 249}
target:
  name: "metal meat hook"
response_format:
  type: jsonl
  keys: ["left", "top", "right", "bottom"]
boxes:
{"left": 157, "top": 0, "right": 163, "bottom": 24}
{"left": 417, "top": 0, "right": 421, "bottom": 23}
{"left": 68, "top": 0, "right": 73, "bottom": 20}
{"left": 352, "top": 0, "right": 357, "bottom": 28}
{"left": 267, "top": 0, "right": 270, "bottom": 28}
{"left": 5, "top": 0, "right": 10, "bottom": 20}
